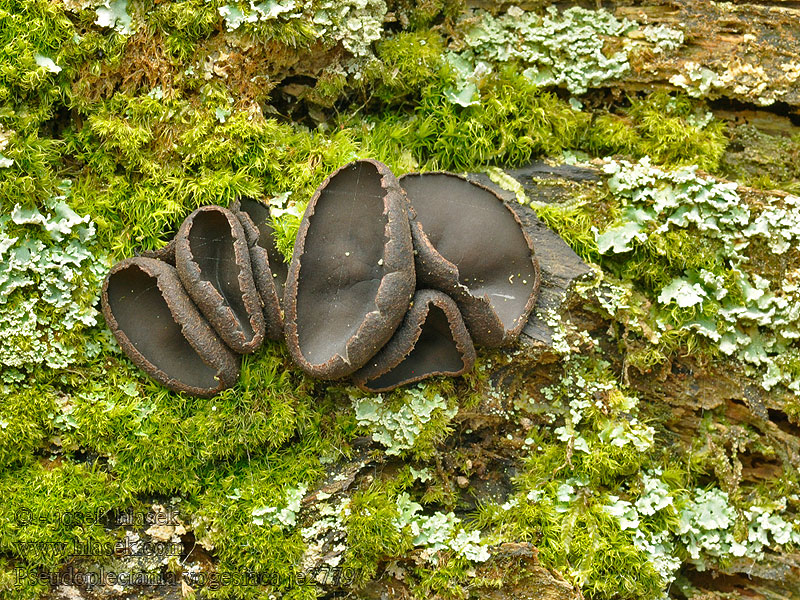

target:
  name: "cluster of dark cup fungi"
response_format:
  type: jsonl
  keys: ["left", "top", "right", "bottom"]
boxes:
{"left": 101, "top": 160, "right": 541, "bottom": 397}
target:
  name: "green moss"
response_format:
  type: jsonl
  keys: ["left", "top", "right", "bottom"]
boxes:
{"left": 0, "top": 460, "right": 132, "bottom": 568}
{"left": 609, "top": 229, "right": 728, "bottom": 298}
{"left": 58, "top": 343, "right": 328, "bottom": 495}
{"left": 363, "top": 68, "right": 588, "bottom": 172}
{"left": 0, "top": 0, "right": 73, "bottom": 130}
{"left": 581, "top": 113, "right": 639, "bottom": 157}
{"left": 1, "top": 346, "right": 356, "bottom": 597}
{"left": 0, "top": 556, "right": 49, "bottom": 600}
{"left": 0, "top": 130, "right": 62, "bottom": 207}
{"left": 530, "top": 192, "right": 612, "bottom": 262}
{"left": 65, "top": 94, "right": 363, "bottom": 259}
{"left": 304, "top": 66, "right": 348, "bottom": 108}
{"left": 343, "top": 482, "right": 411, "bottom": 585}
{"left": 371, "top": 30, "right": 447, "bottom": 104}
{"left": 148, "top": 0, "right": 219, "bottom": 62}
{"left": 623, "top": 345, "right": 669, "bottom": 372}
{"left": 388, "top": 0, "right": 464, "bottom": 30}
{"left": 411, "top": 554, "right": 472, "bottom": 600}
{"left": 476, "top": 490, "right": 665, "bottom": 600}
{"left": 0, "top": 0, "right": 124, "bottom": 134}
{"left": 626, "top": 93, "right": 727, "bottom": 171}
{"left": 189, "top": 450, "right": 326, "bottom": 599}
{"left": 55, "top": 75, "right": 726, "bottom": 263}
{"left": 0, "top": 377, "right": 57, "bottom": 470}
{"left": 569, "top": 508, "right": 664, "bottom": 600}
{"left": 581, "top": 93, "right": 728, "bottom": 171}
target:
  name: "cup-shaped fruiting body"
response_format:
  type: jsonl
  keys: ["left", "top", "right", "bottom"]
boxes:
{"left": 137, "top": 237, "right": 176, "bottom": 265}
{"left": 284, "top": 159, "right": 416, "bottom": 379}
{"left": 101, "top": 257, "right": 240, "bottom": 397}
{"left": 232, "top": 197, "right": 285, "bottom": 341}
{"left": 353, "top": 289, "right": 476, "bottom": 393}
{"left": 175, "top": 205, "right": 266, "bottom": 354}
{"left": 400, "top": 172, "right": 540, "bottom": 347}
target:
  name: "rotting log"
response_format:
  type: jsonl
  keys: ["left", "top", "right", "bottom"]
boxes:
{"left": 461, "top": 0, "right": 800, "bottom": 111}
{"left": 8, "top": 0, "right": 800, "bottom": 598}
{"left": 478, "top": 164, "right": 800, "bottom": 600}
{"left": 299, "top": 162, "right": 800, "bottom": 599}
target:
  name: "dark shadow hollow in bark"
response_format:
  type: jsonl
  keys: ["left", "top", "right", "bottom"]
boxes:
{"left": 353, "top": 289, "right": 476, "bottom": 393}
{"left": 102, "top": 257, "right": 240, "bottom": 397}
{"left": 284, "top": 159, "right": 415, "bottom": 379}
{"left": 400, "top": 172, "right": 540, "bottom": 347}
{"left": 232, "top": 197, "right": 285, "bottom": 340}
{"left": 176, "top": 206, "right": 266, "bottom": 354}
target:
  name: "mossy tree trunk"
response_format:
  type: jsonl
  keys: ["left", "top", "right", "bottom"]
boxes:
{"left": 479, "top": 164, "right": 800, "bottom": 600}
{"left": 452, "top": 2, "right": 800, "bottom": 596}
{"left": 5, "top": 1, "right": 800, "bottom": 599}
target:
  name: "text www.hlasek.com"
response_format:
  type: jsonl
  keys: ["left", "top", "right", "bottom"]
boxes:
{"left": 13, "top": 539, "right": 183, "bottom": 560}
{"left": 15, "top": 565, "right": 356, "bottom": 590}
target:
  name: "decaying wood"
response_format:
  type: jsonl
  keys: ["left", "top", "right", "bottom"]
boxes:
{"left": 92, "top": 1, "right": 800, "bottom": 596}
{"left": 616, "top": 0, "right": 800, "bottom": 109}
{"left": 301, "top": 163, "right": 800, "bottom": 598}
{"left": 468, "top": 162, "right": 800, "bottom": 600}
{"left": 463, "top": 0, "right": 800, "bottom": 111}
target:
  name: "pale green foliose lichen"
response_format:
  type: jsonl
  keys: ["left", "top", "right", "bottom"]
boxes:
{"left": 352, "top": 386, "right": 457, "bottom": 455}
{"left": 218, "top": 0, "right": 298, "bottom": 31}
{"left": 313, "top": 0, "right": 386, "bottom": 59}
{"left": 217, "top": 0, "right": 386, "bottom": 58}
{"left": 596, "top": 158, "right": 800, "bottom": 391}
{"left": 603, "top": 473, "right": 800, "bottom": 587}
{"left": 0, "top": 190, "right": 108, "bottom": 370}
{"left": 641, "top": 24, "right": 684, "bottom": 54}
{"left": 34, "top": 54, "right": 62, "bottom": 74}
{"left": 394, "top": 492, "right": 491, "bottom": 563}
{"left": 252, "top": 483, "right": 308, "bottom": 528}
{"left": 94, "top": 0, "right": 133, "bottom": 35}
{"left": 670, "top": 59, "right": 781, "bottom": 106}
{"left": 677, "top": 489, "right": 800, "bottom": 568}
{"left": 464, "top": 6, "right": 634, "bottom": 95}
{"left": 669, "top": 62, "right": 723, "bottom": 98}
{"left": 442, "top": 51, "right": 490, "bottom": 108}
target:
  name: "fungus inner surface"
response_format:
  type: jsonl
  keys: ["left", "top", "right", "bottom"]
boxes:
{"left": 403, "top": 174, "right": 537, "bottom": 329}
{"left": 189, "top": 210, "right": 255, "bottom": 339}
{"left": 238, "top": 198, "right": 288, "bottom": 295}
{"left": 296, "top": 162, "right": 387, "bottom": 365}
{"left": 366, "top": 305, "right": 463, "bottom": 390}
{"left": 107, "top": 265, "right": 219, "bottom": 388}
